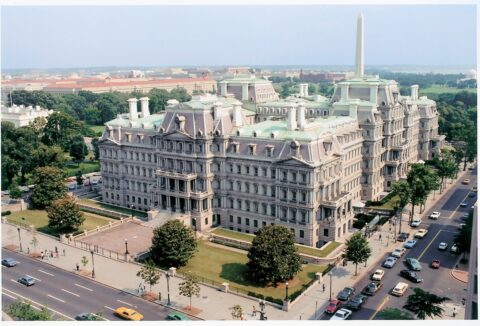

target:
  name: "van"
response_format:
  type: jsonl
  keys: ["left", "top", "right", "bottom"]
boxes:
{"left": 391, "top": 282, "right": 409, "bottom": 296}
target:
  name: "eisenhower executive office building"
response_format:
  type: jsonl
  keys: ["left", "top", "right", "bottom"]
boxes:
{"left": 98, "top": 15, "right": 444, "bottom": 247}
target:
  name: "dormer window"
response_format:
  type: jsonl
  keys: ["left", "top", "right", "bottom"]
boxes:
{"left": 231, "top": 142, "right": 239, "bottom": 153}
{"left": 248, "top": 144, "right": 256, "bottom": 155}
{"left": 266, "top": 145, "right": 274, "bottom": 157}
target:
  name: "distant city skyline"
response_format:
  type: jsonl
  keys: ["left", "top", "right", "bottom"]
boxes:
{"left": 1, "top": 5, "right": 476, "bottom": 69}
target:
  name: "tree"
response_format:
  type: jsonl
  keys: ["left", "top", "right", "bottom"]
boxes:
{"left": 8, "top": 182, "right": 23, "bottom": 200}
{"left": 344, "top": 231, "right": 372, "bottom": 276}
{"left": 42, "top": 112, "right": 83, "bottom": 150}
{"left": 454, "top": 211, "right": 473, "bottom": 259}
{"left": 91, "top": 137, "right": 100, "bottom": 160}
{"left": 406, "top": 164, "right": 438, "bottom": 221}
{"left": 280, "top": 84, "right": 291, "bottom": 98}
{"left": 230, "top": 304, "right": 244, "bottom": 320}
{"left": 246, "top": 225, "right": 302, "bottom": 285}
{"left": 432, "top": 149, "right": 457, "bottom": 192}
{"left": 7, "top": 299, "right": 53, "bottom": 321}
{"left": 46, "top": 195, "right": 85, "bottom": 232}
{"left": 136, "top": 259, "right": 162, "bottom": 292}
{"left": 178, "top": 273, "right": 200, "bottom": 311}
{"left": 81, "top": 256, "right": 89, "bottom": 268}
{"left": 69, "top": 136, "right": 88, "bottom": 166}
{"left": 30, "top": 230, "right": 39, "bottom": 254}
{"left": 391, "top": 180, "right": 410, "bottom": 233}
{"left": 403, "top": 288, "right": 450, "bottom": 320}
{"left": 76, "top": 170, "right": 84, "bottom": 186}
{"left": 375, "top": 308, "right": 414, "bottom": 320}
{"left": 31, "top": 166, "right": 66, "bottom": 209}
{"left": 150, "top": 220, "right": 197, "bottom": 268}
{"left": 308, "top": 84, "right": 317, "bottom": 95}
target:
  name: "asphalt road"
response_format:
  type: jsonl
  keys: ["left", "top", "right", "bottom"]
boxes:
{"left": 319, "top": 166, "right": 476, "bottom": 320}
{"left": 1, "top": 249, "right": 200, "bottom": 321}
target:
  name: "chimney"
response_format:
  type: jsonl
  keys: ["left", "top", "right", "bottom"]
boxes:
{"left": 340, "top": 83, "right": 350, "bottom": 101}
{"left": 287, "top": 105, "right": 298, "bottom": 131}
{"left": 128, "top": 98, "right": 138, "bottom": 120}
{"left": 213, "top": 102, "right": 223, "bottom": 120}
{"left": 411, "top": 85, "right": 419, "bottom": 100}
{"left": 303, "top": 83, "right": 309, "bottom": 97}
{"left": 297, "top": 102, "right": 306, "bottom": 129}
{"left": 370, "top": 85, "right": 378, "bottom": 105}
{"left": 355, "top": 13, "right": 364, "bottom": 78}
{"left": 140, "top": 97, "right": 150, "bottom": 117}
{"left": 232, "top": 103, "right": 243, "bottom": 127}
{"left": 219, "top": 81, "right": 227, "bottom": 96}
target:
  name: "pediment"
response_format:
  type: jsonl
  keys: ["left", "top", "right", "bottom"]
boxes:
{"left": 98, "top": 138, "right": 120, "bottom": 146}
{"left": 161, "top": 129, "right": 195, "bottom": 140}
{"left": 275, "top": 156, "right": 313, "bottom": 167}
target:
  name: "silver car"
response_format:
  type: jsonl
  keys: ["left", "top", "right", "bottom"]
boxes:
{"left": 382, "top": 257, "right": 397, "bottom": 268}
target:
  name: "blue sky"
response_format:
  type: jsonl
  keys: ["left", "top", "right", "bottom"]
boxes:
{"left": 1, "top": 5, "right": 476, "bottom": 69}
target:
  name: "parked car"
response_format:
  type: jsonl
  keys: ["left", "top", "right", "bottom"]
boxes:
{"left": 460, "top": 202, "right": 468, "bottom": 207}
{"left": 469, "top": 192, "right": 476, "bottom": 198}
{"left": 330, "top": 308, "right": 352, "bottom": 320}
{"left": 383, "top": 257, "right": 398, "bottom": 268}
{"left": 390, "top": 248, "right": 407, "bottom": 258}
{"left": 1, "top": 258, "right": 18, "bottom": 267}
{"left": 414, "top": 229, "right": 428, "bottom": 238}
{"left": 429, "top": 211, "right": 441, "bottom": 220}
{"left": 337, "top": 287, "right": 356, "bottom": 301}
{"left": 75, "top": 313, "right": 102, "bottom": 321}
{"left": 391, "top": 282, "right": 409, "bottom": 296}
{"left": 397, "top": 232, "right": 410, "bottom": 242}
{"left": 404, "top": 239, "right": 418, "bottom": 249}
{"left": 325, "top": 300, "right": 342, "bottom": 314}
{"left": 371, "top": 269, "right": 385, "bottom": 281}
{"left": 346, "top": 294, "right": 368, "bottom": 310}
{"left": 461, "top": 213, "right": 469, "bottom": 220}
{"left": 405, "top": 258, "right": 422, "bottom": 271}
{"left": 17, "top": 275, "right": 35, "bottom": 286}
{"left": 473, "top": 186, "right": 478, "bottom": 192}
{"left": 450, "top": 243, "right": 460, "bottom": 254}
{"left": 400, "top": 270, "right": 423, "bottom": 283}
{"left": 114, "top": 307, "right": 144, "bottom": 321}
{"left": 438, "top": 242, "right": 448, "bottom": 250}
{"left": 362, "top": 281, "right": 383, "bottom": 296}
{"left": 410, "top": 218, "right": 421, "bottom": 227}
{"left": 431, "top": 259, "right": 440, "bottom": 269}
{"left": 463, "top": 179, "right": 470, "bottom": 185}
{"left": 166, "top": 312, "right": 191, "bottom": 321}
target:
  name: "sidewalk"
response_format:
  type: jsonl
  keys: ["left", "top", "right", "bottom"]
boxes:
{"left": 1, "top": 164, "right": 473, "bottom": 320}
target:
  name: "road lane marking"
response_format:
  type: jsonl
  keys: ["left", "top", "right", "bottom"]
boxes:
{"left": 104, "top": 305, "right": 115, "bottom": 311}
{"left": 28, "top": 275, "right": 42, "bottom": 282}
{"left": 2, "top": 288, "right": 74, "bottom": 320}
{"left": 75, "top": 283, "right": 93, "bottom": 291}
{"left": 116, "top": 299, "right": 133, "bottom": 306}
{"left": 2, "top": 291, "right": 17, "bottom": 299}
{"left": 61, "top": 289, "right": 80, "bottom": 297}
{"left": 369, "top": 296, "right": 390, "bottom": 320}
{"left": 417, "top": 229, "right": 442, "bottom": 261}
{"left": 447, "top": 192, "right": 472, "bottom": 220}
{"left": 47, "top": 294, "right": 66, "bottom": 303}
{"left": 38, "top": 269, "right": 54, "bottom": 276}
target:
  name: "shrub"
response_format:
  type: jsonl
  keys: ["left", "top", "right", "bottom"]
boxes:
{"left": 1, "top": 210, "right": 12, "bottom": 216}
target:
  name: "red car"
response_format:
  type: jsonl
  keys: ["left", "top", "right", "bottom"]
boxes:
{"left": 325, "top": 300, "right": 342, "bottom": 314}
{"left": 431, "top": 259, "right": 440, "bottom": 269}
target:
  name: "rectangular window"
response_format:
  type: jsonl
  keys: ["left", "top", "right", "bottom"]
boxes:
{"left": 245, "top": 218, "right": 250, "bottom": 226}
{"left": 262, "top": 221, "right": 267, "bottom": 227}
{"left": 229, "top": 215, "right": 233, "bottom": 223}
{"left": 205, "top": 217, "right": 208, "bottom": 225}
{"left": 300, "top": 230, "right": 304, "bottom": 238}
{"left": 254, "top": 220, "right": 258, "bottom": 227}
{"left": 323, "top": 229, "right": 329, "bottom": 237}
{"left": 237, "top": 216, "right": 241, "bottom": 224}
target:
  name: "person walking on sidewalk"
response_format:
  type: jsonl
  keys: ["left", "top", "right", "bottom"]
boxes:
{"left": 63, "top": 248, "right": 66, "bottom": 256}
{"left": 252, "top": 306, "right": 257, "bottom": 317}
{"left": 453, "top": 307, "right": 457, "bottom": 317}
{"left": 322, "top": 284, "right": 326, "bottom": 292}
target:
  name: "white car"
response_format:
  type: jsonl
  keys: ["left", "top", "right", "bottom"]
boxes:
{"left": 410, "top": 218, "right": 421, "bottom": 227}
{"left": 429, "top": 211, "right": 440, "bottom": 220}
{"left": 438, "top": 242, "right": 448, "bottom": 250}
{"left": 460, "top": 202, "right": 468, "bottom": 207}
{"left": 330, "top": 308, "right": 352, "bottom": 320}
{"left": 382, "top": 257, "right": 397, "bottom": 268}
{"left": 371, "top": 269, "right": 385, "bottom": 281}
{"left": 391, "top": 282, "right": 409, "bottom": 296}
{"left": 391, "top": 248, "right": 407, "bottom": 258}
{"left": 414, "top": 229, "right": 428, "bottom": 238}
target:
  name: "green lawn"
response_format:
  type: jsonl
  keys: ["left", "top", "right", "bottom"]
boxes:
{"left": 7, "top": 209, "right": 114, "bottom": 237}
{"left": 210, "top": 228, "right": 341, "bottom": 258}
{"left": 177, "top": 240, "right": 327, "bottom": 302}
{"left": 420, "top": 85, "right": 476, "bottom": 95}
{"left": 64, "top": 161, "right": 100, "bottom": 177}
{"left": 87, "top": 125, "right": 106, "bottom": 135}
{"left": 78, "top": 198, "right": 148, "bottom": 218}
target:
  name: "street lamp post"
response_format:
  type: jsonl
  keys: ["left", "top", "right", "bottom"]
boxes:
{"left": 166, "top": 272, "right": 171, "bottom": 305}
{"left": 17, "top": 227, "right": 23, "bottom": 252}
{"left": 285, "top": 282, "right": 289, "bottom": 301}
{"left": 329, "top": 270, "right": 333, "bottom": 301}
{"left": 124, "top": 239, "right": 129, "bottom": 255}
{"left": 259, "top": 299, "right": 266, "bottom": 320}
{"left": 90, "top": 250, "right": 95, "bottom": 278}
{"left": 364, "top": 222, "right": 368, "bottom": 237}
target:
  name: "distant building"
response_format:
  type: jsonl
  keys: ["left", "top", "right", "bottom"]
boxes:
{"left": 0, "top": 104, "right": 53, "bottom": 127}
{"left": 128, "top": 70, "right": 145, "bottom": 78}
{"left": 300, "top": 70, "right": 355, "bottom": 83}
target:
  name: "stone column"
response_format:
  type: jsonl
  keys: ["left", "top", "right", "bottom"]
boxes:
{"left": 242, "top": 83, "right": 249, "bottom": 101}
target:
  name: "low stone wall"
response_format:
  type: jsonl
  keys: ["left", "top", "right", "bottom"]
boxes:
{"left": 71, "top": 216, "right": 134, "bottom": 240}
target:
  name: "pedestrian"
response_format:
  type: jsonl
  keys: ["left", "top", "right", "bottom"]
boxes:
{"left": 50, "top": 251, "right": 54, "bottom": 258}
{"left": 41, "top": 251, "right": 44, "bottom": 260}
{"left": 55, "top": 246, "right": 58, "bottom": 254}
{"left": 379, "top": 234, "right": 382, "bottom": 241}
{"left": 322, "top": 284, "right": 326, "bottom": 292}
{"left": 63, "top": 248, "right": 66, "bottom": 256}
{"left": 462, "top": 298, "right": 466, "bottom": 306}
{"left": 76, "top": 263, "right": 79, "bottom": 271}
{"left": 240, "top": 314, "right": 245, "bottom": 321}
{"left": 27, "top": 247, "right": 30, "bottom": 254}
{"left": 252, "top": 306, "right": 257, "bottom": 317}
{"left": 453, "top": 307, "right": 457, "bottom": 317}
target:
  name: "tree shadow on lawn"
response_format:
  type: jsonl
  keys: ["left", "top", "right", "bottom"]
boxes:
{"left": 220, "top": 263, "right": 263, "bottom": 287}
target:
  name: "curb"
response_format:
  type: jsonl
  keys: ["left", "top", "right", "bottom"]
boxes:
{"left": 2, "top": 247, "right": 204, "bottom": 321}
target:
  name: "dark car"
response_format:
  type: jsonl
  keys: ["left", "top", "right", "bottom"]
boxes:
{"left": 400, "top": 270, "right": 423, "bottom": 283}
{"left": 337, "top": 287, "right": 356, "bottom": 301}
{"left": 397, "top": 232, "right": 410, "bottom": 242}
{"left": 1, "top": 258, "right": 18, "bottom": 267}
{"left": 362, "top": 281, "right": 383, "bottom": 296}
{"left": 17, "top": 275, "right": 35, "bottom": 286}
{"left": 75, "top": 313, "right": 101, "bottom": 321}
{"left": 347, "top": 294, "right": 368, "bottom": 310}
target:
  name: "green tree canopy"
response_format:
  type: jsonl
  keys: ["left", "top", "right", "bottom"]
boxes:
{"left": 136, "top": 259, "right": 162, "bottom": 292}
{"left": 46, "top": 195, "right": 85, "bottom": 232}
{"left": 454, "top": 210, "right": 473, "bottom": 259}
{"left": 31, "top": 166, "right": 67, "bottom": 209}
{"left": 7, "top": 299, "right": 53, "bottom": 321}
{"left": 246, "top": 225, "right": 302, "bottom": 285}
{"left": 344, "top": 231, "right": 372, "bottom": 276}
{"left": 403, "top": 287, "right": 450, "bottom": 320}
{"left": 178, "top": 273, "right": 200, "bottom": 311}
{"left": 150, "top": 220, "right": 197, "bottom": 268}
{"left": 42, "top": 112, "right": 84, "bottom": 150}
{"left": 69, "top": 135, "right": 88, "bottom": 166}
{"left": 8, "top": 182, "right": 23, "bottom": 200}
